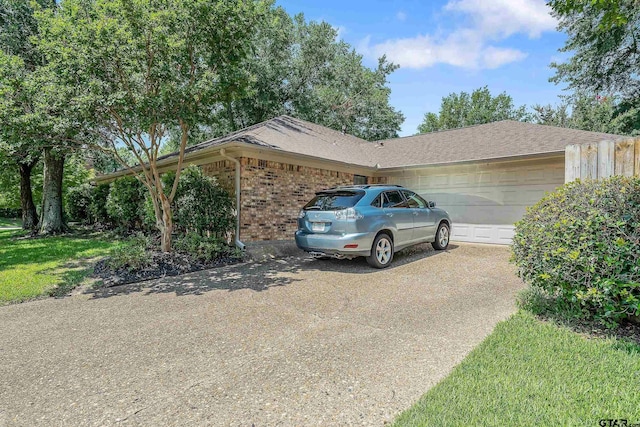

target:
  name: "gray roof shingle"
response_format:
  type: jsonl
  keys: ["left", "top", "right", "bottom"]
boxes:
{"left": 372, "top": 120, "right": 622, "bottom": 168}
{"left": 166, "top": 115, "right": 379, "bottom": 167}
{"left": 161, "top": 116, "right": 624, "bottom": 169}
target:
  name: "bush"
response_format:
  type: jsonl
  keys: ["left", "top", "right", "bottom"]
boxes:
{"left": 106, "top": 234, "right": 153, "bottom": 271}
{"left": 106, "top": 177, "right": 146, "bottom": 230}
{"left": 66, "top": 184, "right": 94, "bottom": 223}
{"left": 173, "top": 233, "right": 236, "bottom": 262}
{"left": 0, "top": 207, "right": 21, "bottom": 218}
{"left": 173, "top": 166, "right": 234, "bottom": 238}
{"left": 89, "top": 183, "right": 111, "bottom": 225}
{"left": 512, "top": 176, "right": 640, "bottom": 327}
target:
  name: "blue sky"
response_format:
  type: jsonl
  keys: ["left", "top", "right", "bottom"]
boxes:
{"left": 276, "top": 0, "right": 570, "bottom": 136}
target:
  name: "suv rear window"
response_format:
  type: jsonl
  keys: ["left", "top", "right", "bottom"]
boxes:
{"left": 304, "top": 190, "right": 365, "bottom": 211}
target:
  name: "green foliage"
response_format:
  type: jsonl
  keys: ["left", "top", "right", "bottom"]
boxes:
{"left": 417, "top": 86, "right": 529, "bottom": 133}
{"left": 511, "top": 177, "right": 640, "bottom": 327}
{"left": 35, "top": 0, "right": 272, "bottom": 250}
{"left": 105, "top": 177, "right": 145, "bottom": 230}
{"left": 549, "top": 0, "right": 639, "bottom": 96}
{"left": 88, "top": 183, "right": 110, "bottom": 225}
{"left": 0, "top": 207, "right": 20, "bottom": 218}
{"left": 65, "top": 183, "right": 93, "bottom": 223}
{"left": 169, "top": 10, "right": 404, "bottom": 144}
{"left": 173, "top": 166, "right": 234, "bottom": 238}
{"left": 173, "top": 233, "right": 236, "bottom": 263}
{"left": 549, "top": 0, "right": 640, "bottom": 135}
{"left": 532, "top": 93, "right": 638, "bottom": 135}
{"left": 105, "top": 234, "right": 152, "bottom": 272}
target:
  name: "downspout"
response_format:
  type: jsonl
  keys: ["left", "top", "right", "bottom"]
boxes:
{"left": 219, "top": 149, "right": 245, "bottom": 251}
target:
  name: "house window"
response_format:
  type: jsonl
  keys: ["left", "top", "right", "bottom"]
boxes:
{"left": 354, "top": 175, "right": 367, "bottom": 185}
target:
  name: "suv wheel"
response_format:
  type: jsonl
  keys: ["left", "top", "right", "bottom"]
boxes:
{"left": 367, "top": 233, "right": 394, "bottom": 268}
{"left": 432, "top": 222, "right": 450, "bottom": 250}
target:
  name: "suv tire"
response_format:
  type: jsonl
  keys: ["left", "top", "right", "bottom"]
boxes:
{"left": 432, "top": 222, "right": 450, "bottom": 251}
{"left": 367, "top": 233, "right": 394, "bottom": 268}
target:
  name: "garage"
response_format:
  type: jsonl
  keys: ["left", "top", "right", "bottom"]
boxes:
{"left": 373, "top": 120, "right": 619, "bottom": 245}
{"left": 383, "top": 156, "right": 565, "bottom": 244}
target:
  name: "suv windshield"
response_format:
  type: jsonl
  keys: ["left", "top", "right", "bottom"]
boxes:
{"left": 304, "top": 190, "right": 365, "bottom": 211}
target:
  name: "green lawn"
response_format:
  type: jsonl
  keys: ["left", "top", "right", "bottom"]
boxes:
{"left": 393, "top": 311, "right": 640, "bottom": 427}
{"left": 0, "top": 217, "right": 22, "bottom": 228}
{"left": 0, "top": 229, "right": 118, "bottom": 304}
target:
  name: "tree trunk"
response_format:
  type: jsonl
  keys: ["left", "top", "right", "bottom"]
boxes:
{"left": 40, "top": 148, "right": 68, "bottom": 234}
{"left": 160, "top": 196, "right": 173, "bottom": 252}
{"left": 18, "top": 160, "right": 39, "bottom": 231}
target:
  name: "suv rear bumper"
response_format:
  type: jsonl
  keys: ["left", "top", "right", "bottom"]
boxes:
{"left": 295, "top": 230, "right": 373, "bottom": 257}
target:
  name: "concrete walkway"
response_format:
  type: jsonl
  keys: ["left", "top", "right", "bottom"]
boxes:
{"left": 0, "top": 243, "right": 524, "bottom": 426}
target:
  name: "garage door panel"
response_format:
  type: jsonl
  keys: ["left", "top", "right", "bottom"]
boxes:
{"left": 387, "top": 157, "right": 565, "bottom": 244}
{"left": 451, "top": 224, "right": 516, "bottom": 245}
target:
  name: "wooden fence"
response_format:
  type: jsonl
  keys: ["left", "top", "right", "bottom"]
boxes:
{"left": 565, "top": 138, "right": 640, "bottom": 182}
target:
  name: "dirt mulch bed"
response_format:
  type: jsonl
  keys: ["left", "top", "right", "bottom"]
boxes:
{"left": 538, "top": 314, "right": 640, "bottom": 347}
{"left": 93, "top": 251, "right": 242, "bottom": 287}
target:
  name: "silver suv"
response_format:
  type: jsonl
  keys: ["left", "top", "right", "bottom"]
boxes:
{"left": 295, "top": 185, "right": 452, "bottom": 268}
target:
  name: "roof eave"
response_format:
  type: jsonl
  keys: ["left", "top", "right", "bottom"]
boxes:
{"left": 376, "top": 151, "right": 565, "bottom": 172}
{"left": 94, "top": 140, "right": 378, "bottom": 183}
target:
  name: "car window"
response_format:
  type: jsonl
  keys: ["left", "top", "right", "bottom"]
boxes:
{"left": 304, "top": 191, "right": 365, "bottom": 211}
{"left": 383, "top": 191, "right": 408, "bottom": 208}
{"left": 371, "top": 194, "right": 383, "bottom": 208}
{"left": 401, "top": 190, "right": 427, "bottom": 208}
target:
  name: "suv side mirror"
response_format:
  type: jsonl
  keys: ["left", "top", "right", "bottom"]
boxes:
{"left": 428, "top": 201, "right": 436, "bottom": 208}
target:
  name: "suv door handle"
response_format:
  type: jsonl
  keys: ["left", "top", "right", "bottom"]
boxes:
{"left": 386, "top": 213, "right": 393, "bottom": 217}
{"left": 413, "top": 211, "right": 419, "bottom": 216}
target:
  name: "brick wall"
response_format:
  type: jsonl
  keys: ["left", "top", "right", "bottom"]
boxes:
{"left": 202, "top": 157, "right": 387, "bottom": 241}
{"left": 201, "top": 160, "right": 236, "bottom": 196}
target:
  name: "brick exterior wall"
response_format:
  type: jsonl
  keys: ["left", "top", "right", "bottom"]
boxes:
{"left": 202, "top": 157, "right": 388, "bottom": 241}
{"left": 201, "top": 160, "right": 236, "bottom": 196}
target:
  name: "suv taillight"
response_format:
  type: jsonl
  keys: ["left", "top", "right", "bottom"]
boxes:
{"left": 335, "top": 208, "right": 363, "bottom": 220}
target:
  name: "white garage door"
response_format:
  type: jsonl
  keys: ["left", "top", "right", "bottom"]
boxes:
{"left": 384, "top": 156, "right": 565, "bottom": 244}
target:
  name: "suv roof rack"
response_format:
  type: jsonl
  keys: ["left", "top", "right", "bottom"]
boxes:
{"left": 329, "top": 184, "right": 403, "bottom": 190}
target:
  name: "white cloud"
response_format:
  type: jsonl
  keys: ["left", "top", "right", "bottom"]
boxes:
{"left": 444, "top": 0, "right": 557, "bottom": 38}
{"left": 396, "top": 11, "right": 407, "bottom": 22}
{"left": 481, "top": 46, "right": 528, "bottom": 69}
{"left": 362, "top": 0, "right": 555, "bottom": 70}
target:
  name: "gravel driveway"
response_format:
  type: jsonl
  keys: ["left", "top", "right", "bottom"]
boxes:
{"left": 0, "top": 243, "right": 524, "bottom": 426}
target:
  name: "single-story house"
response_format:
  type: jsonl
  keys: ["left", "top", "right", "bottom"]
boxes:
{"left": 97, "top": 115, "right": 621, "bottom": 245}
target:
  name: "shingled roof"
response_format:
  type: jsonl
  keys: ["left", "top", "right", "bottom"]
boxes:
{"left": 372, "top": 120, "right": 622, "bottom": 168}
{"left": 158, "top": 116, "right": 623, "bottom": 170}
{"left": 162, "top": 115, "right": 379, "bottom": 167}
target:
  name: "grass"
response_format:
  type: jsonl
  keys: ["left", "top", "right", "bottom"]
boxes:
{"left": 393, "top": 311, "right": 640, "bottom": 427}
{"left": 0, "top": 217, "right": 22, "bottom": 228}
{"left": 0, "top": 229, "right": 118, "bottom": 304}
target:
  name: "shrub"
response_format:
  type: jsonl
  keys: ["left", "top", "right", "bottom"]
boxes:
{"left": 66, "top": 184, "right": 94, "bottom": 223}
{"left": 173, "top": 233, "right": 235, "bottom": 262}
{"left": 106, "top": 234, "right": 153, "bottom": 271}
{"left": 173, "top": 166, "right": 234, "bottom": 238}
{"left": 89, "top": 183, "right": 111, "bottom": 225}
{"left": 511, "top": 176, "right": 640, "bottom": 327}
{"left": 106, "top": 177, "right": 146, "bottom": 230}
{"left": 0, "top": 207, "right": 21, "bottom": 218}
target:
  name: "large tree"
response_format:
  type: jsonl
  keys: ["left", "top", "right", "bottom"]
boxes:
{"left": 532, "top": 93, "right": 637, "bottom": 135}
{"left": 0, "top": 0, "right": 56, "bottom": 230}
{"left": 417, "top": 86, "right": 529, "bottom": 133}
{"left": 205, "top": 10, "right": 404, "bottom": 142}
{"left": 36, "top": 0, "right": 271, "bottom": 251}
{"left": 549, "top": 0, "right": 640, "bottom": 134}
{"left": 549, "top": 0, "right": 639, "bottom": 98}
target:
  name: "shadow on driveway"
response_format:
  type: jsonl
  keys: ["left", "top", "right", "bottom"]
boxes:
{"left": 84, "top": 244, "right": 458, "bottom": 300}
